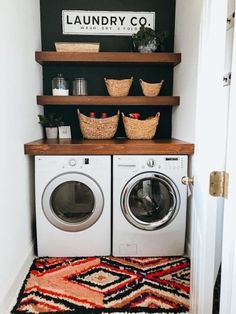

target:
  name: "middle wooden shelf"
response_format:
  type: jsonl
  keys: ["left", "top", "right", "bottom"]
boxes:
{"left": 37, "top": 95, "right": 180, "bottom": 106}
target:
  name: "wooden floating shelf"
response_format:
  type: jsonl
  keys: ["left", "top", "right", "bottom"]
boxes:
{"left": 35, "top": 51, "right": 181, "bottom": 65}
{"left": 37, "top": 95, "right": 180, "bottom": 106}
{"left": 24, "top": 139, "right": 194, "bottom": 156}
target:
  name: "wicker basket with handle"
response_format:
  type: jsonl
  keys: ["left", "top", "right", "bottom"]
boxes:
{"left": 139, "top": 79, "right": 164, "bottom": 97}
{"left": 104, "top": 77, "right": 133, "bottom": 97}
{"left": 55, "top": 42, "right": 100, "bottom": 52}
{"left": 122, "top": 112, "right": 160, "bottom": 139}
{"left": 77, "top": 110, "right": 119, "bottom": 139}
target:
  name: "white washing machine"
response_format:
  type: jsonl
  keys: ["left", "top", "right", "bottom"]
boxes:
{"left": 35, "top": 155, "right": 111, "bottom": 257}
{"left": 113, "top": 155, "right": 188, "bottom": 257}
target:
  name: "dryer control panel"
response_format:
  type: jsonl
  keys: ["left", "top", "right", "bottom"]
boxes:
{"left": 68, "top": 158, "right": 89, "bottom": 167}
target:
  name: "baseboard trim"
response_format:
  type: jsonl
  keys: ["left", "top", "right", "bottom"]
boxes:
{"left": 2, "top": 242, "right": 35, "bottom": 314}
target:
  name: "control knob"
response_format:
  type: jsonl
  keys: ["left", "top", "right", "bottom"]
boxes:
{"left": 69, "top": 159, "right": 77, "bottom": 167}
{"left": 147, "top": 159, "right": 155, "bottom": 168}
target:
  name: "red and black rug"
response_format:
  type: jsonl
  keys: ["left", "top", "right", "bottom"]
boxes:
{"left": 11, "top": 256, "right": 190, "bottom": 314}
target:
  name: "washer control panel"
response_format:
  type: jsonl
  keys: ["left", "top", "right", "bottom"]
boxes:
{"left": 144, "top": 157, "right": 184, "bottom": 171}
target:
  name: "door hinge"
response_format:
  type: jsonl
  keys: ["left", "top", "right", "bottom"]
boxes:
{"left": 209, "top": 171, "right": 229, "bottom": 198}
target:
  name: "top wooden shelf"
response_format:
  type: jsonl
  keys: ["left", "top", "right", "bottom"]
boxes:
{"left": 35, "top": 51, "right": 181, "bottom": 65}
{"left": 24, "top": 138, "right": 194, "bottom": 155}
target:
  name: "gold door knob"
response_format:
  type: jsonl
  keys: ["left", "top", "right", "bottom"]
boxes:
{"left": 181, "top": 176, "right": 194, "bottom": 186}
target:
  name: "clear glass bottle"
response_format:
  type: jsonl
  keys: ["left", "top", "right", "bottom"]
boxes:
{"left": 52, "top": 73, "right": 69, "bottom": 96}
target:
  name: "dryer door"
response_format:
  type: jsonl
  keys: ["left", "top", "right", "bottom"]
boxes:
{"left": 42, "top": 172, "right": 104, "bottom": 232}
{"left": 121, "top": 172, "right": 180, "bottom": 231}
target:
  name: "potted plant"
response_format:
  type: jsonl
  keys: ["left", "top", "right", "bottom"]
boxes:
{"left": 132, "top": 26, "right": 168, "bottom": 53}
{"left": 38, "top": 114, "right": 64, "bottom": 139}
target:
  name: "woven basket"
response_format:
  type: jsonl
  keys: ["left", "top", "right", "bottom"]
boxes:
{"left": 122, "top": 112, "right": 160, "bottom": 139}
{"left": 55, "top": 42, "right": 100, "bottom": 52}
{"left": 140, "top": 79, "right": 164, "bottom": 97}
{"left": 104, "top": 77, "right": 133, "bottom": 97}
{"left": 77, "top": 110, "right": 119, "bottom": 139}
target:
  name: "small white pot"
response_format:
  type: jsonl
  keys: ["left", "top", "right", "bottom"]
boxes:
{"left": 45, "top": 127, "right": 58, "bottom": 139}
{"left": 138, "top": 40, "right": 157, "bottom": 53}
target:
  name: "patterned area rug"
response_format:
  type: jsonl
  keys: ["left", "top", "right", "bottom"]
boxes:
{"left": 11, "top": 256, "right": 190, "bottom": 314}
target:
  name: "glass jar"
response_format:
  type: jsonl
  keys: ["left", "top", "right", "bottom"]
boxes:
{"left": 52, "top": 73, "right": 69, "bottom": 96}
{"left": 73, "top": 78, "right": 88, "bottom": 96}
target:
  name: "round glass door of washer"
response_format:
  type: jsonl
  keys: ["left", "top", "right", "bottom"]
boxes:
{"left": 42, "top": 173, "right": 104, "bottom": 232}
{"left": 121, "top": 172, "right": 180, "bottom": 231}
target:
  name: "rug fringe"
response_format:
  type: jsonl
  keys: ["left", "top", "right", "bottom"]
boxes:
{"left": 101, "top": 312, "right": 188, "bottom": 314}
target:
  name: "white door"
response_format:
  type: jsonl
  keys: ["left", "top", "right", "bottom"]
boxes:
{"left": 190, "top": 0, "right": 235, "bottom": 313}
{"left": 219, "top": 1, "right": 236, "bottom": 312}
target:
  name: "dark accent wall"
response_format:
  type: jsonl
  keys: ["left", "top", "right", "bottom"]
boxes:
{"left": 40, "top": 0, "right": 176, "bottom": 139}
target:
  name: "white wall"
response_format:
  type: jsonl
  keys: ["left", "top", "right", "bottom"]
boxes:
{"left": 173, "top": 0, "right": 202, "bottom": 141}
{"left": 0, "top": 0, "right": 42, "bottom": 311}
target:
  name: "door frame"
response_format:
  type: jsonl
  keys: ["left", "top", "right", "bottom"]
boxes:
{"left": 189, "top": 0, "right": 229, "bottom": 312}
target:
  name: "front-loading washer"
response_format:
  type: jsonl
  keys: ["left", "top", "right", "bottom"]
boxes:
{"left": 35, "top": 155, "right": 111, "bottom": 257}
{"left": 113, "top": 155, "right": 188, "bottom": 257}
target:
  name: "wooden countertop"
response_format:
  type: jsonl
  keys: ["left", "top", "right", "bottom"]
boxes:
{"left": 24, "top": 138, "right": 194, "bottom": 155}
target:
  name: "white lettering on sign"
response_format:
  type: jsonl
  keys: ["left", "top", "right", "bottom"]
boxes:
{"left": 62, "top": 10, "right": 155, "bottom": 36}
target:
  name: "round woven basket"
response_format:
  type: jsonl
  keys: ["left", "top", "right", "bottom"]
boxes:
{"left": 122, "top": 112, "right": 160, "bottom": 140}
{"left": 104, "top": 77, "right": 133, "bottom": 97}
{"left": 77, "top": 110, "right": 119, "bottom": 139}
{"left": 140, "top": 79, "right": 164, "bottom": 97}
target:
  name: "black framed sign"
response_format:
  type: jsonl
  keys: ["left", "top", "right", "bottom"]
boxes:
{"left": 62, "top": 10, "right": 155, "bottom": 36}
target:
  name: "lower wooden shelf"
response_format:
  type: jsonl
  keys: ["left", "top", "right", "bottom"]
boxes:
{"left": 24, "top": 138, "right": 194, "bottom": 155}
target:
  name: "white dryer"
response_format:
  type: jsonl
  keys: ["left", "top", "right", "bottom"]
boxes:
{"left": 35, "top": 155, "right": 111, "bottom": 257}
{"left": 113, "top": 155, "right": 188, "bottom": 257}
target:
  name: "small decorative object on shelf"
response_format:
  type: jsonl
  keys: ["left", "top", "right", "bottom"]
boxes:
{"left": 89, "top": 112, "right": 96, "bottom": 118}
{"left": 58, "top": 126, "right": 72, "bottom": 139}
{"left": 78, "top": 110, "right": 119, "bottom": 139}
{"left": 122, "top": 112, "right": 160, "bottom": 139}
{"left": 140, "top": 79, "right": 164, "bottom": 97}
{"left": 101, "top": 112, "right": 107, "bottom": 118}
{"left": 104, "top": 77, "right": 133, "bottom": 97}
{"left": 129, "top": 113, "right": 141, "bottom": 119}
{"left": 38, "top": 114, "right": 64, "bottom": 139}
{"left": 132, "top": 26, "right": 168, "bottom": 53}
{"left": 73, "top": 78, "right": 88, "bottom": 95}
{"left": 55, "top": 42, "right": 100, "bottom": 52}
{"left": 52, "top": 73, "right": 69, "bottom": 96}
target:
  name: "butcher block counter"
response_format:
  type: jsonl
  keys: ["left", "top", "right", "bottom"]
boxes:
{"left": 24, "top": 138, "right": 194, "bottom": 155}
